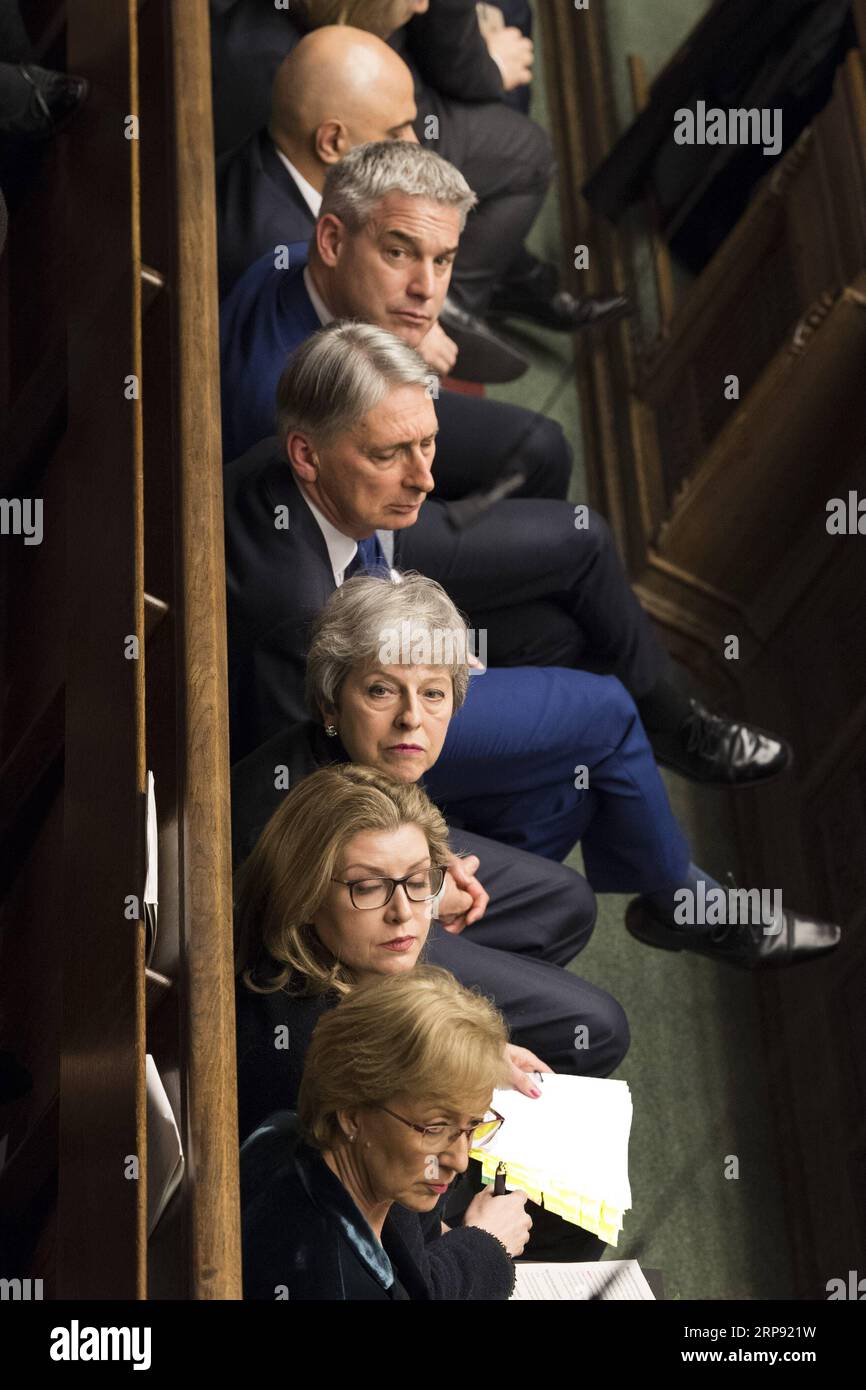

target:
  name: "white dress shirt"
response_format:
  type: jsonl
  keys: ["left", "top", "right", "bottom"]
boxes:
{"left": 272, "top": 145, "right": 323, "bottom": 218}
{"left": 297, "top": 489, "right": 358, "bottom": 587}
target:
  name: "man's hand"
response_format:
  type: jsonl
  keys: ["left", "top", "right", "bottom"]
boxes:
{"left": 504, "top": 1042, "right": 552, "bottom": 1098}
{"left": 484, "top": 20, "right": 534, "bottom": 91}
{"left": 438, "top": 853, "right": 489, "bottom": 933}
{"left": 418, "top": 320, "right": 458, "bottom": 375}
{"left": 462, "top": 1185, "right": 532, "bottom": 1257}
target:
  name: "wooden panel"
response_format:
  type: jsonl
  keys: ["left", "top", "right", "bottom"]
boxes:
{"left": 59, "top": 0, "right": 147, "bottom": 1299}
{"left": 655, "top": 276, "right": 866, "bottom": 619}
{"left": 540, "top": 0, "right": 646, "bottom": 573}
{"left": 546, "top": 2, "right": 866, "bottom": 1298}
{"left": 165, "top": 0, "right": 241, "bottom": 1300}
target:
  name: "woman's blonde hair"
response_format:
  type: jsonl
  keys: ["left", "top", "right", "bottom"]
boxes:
{"left": 234, "top": 764, "right": 450, "bottom": 997}
{"left": 299, "top": 966, "right": 509, "bottom": 1150}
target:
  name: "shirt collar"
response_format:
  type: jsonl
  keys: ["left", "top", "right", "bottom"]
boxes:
{"left": 297, "top": 487, "right": 357, "bottom": 586}
{"left": 303, "top": 265, "right": 334, "bottom": 327}
{"left": 271, "top": 144, "right": 323, "bottom": 218}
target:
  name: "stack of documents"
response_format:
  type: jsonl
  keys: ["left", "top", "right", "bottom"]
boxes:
{"left": 470, "top": 1074, "right": 633, "bottom": 1243}
{"left": 511, "top": 1260, "right": 654, "bottom": 1301}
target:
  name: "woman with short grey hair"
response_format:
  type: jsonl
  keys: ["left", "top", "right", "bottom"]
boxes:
{"left": 304, "top": 566, "right": 472, "bottom": 719}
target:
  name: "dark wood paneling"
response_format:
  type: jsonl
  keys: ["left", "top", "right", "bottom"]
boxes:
{"left": 544, "top": 0, "right": 866, "bottom": 1298}
{"left": 59, "top": 0, "right": 146, "bottom": 1299}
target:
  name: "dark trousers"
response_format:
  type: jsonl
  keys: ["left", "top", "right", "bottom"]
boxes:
{"left": 400, "top": 500, "right": 669, "bottom": 700}
{"left": 0, "top": 0, "right": 34, "bottom": 128}
{"left": 416, "top": 86, "right": 554, "bottom": 315}
{"left": 433, "top": 387, "right": 571, "bottom": 501}
{"left": 426, "top": 829, "right": 629, "bottom": 1079}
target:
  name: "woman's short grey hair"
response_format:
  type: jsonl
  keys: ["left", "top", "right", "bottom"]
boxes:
{"left": 276, "top": 320, "right": 432, "bottom": 449}
{"left": 306, "top": 571, "right": 473, "bottom": 715}
{"left": 320, "top": 141, "right": 477, "bottom": 233}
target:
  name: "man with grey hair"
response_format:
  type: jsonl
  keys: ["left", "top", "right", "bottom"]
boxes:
{"left": 211, "top": 2, "right": 626, "bottom": 339}
{"left": 225, "top": 318, "right": 795, "bottom": 806}
{"left": 220, "top": 139, "right": 571, "bottom": 499}
{"left": 215, "top": 25, "right": 530, "bottom": 385}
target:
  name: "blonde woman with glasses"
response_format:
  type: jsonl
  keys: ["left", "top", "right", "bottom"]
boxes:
{"left": 240, "top": 967, "right": 528, "bottom": 1299}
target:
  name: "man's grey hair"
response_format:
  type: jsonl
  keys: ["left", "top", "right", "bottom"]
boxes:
{"left": 320, "top": 140, "right": 477, "bottom": 233}
{"left": 306, "top": 571, "right": 472, "bottom": 716}
{"left": 275, "top": 320, "right": 432, "bottom": 449}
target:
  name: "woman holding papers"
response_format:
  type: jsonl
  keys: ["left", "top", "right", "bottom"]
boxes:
{"left": 240, "top": 967, "right": 529, "bottom": 1299}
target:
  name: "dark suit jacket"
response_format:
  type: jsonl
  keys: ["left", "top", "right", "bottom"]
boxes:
{"left": 240, "top": 1110, "right": 514, "bottom": 1300}
{"left": 224, "top": 442, "right": 338, "bottom": 759}
{"left": 220, "top": 256, "right": 315, "bottom": 464}
{"left": 393, "top": 0, "right": 503, "bottom": 105}
{"left": 216, "top": 129, "right": 315, "bottom": 299}
{"left": 210, "top": 0, "right": 305, "bottom": 156}
{"left": 230, "top": 719, "right": 342, "bottom": 867}
{"left": 236, "top": 963, "right": 331, "bottom": 1143}
{"left": 210, "top": 0, "right": 508, "bottom": 157}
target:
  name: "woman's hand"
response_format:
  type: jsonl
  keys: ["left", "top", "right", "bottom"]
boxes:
{"left": 418, "top": 320, "right": 458, "bottom": 375}
{"left": 462, "top": 1184, "right": 532, "bottom": 1257}
{"left": 504, "top": 1042, "right": 552, "bottom": 1098}
{"left": 438, "top": 854, "right": 489, "bottom": 933}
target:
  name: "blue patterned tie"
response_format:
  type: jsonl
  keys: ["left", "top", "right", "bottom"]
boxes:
{"left": 345, "top": 532, "right": 388, "bottom": 579}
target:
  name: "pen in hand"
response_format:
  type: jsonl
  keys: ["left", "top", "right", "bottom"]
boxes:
{"left": 493, "top": 1160, "right": 507, "bottom": 1196}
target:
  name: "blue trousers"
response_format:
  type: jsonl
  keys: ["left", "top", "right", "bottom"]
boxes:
{"left": 424, "top": 666, "right": 690, "bottom": 891}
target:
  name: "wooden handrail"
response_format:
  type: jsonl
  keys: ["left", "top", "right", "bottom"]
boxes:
{"left": 168, "top": 0, "right": 242, "bottom": 1301}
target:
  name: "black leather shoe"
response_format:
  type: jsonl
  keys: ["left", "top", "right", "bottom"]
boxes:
{"left": 488, "top": 261, "right": 633, "bottom": 333}
{"left": 650, "top": 698, "right": 792, "bottom": 786}
{"left": 17, "top": 64, "right": 89, "bottom": 139}
{"left": 440, "top": 297, "right": 528, "bottom": 383}
{"left": 626, "top": 896, "right": 841, "bottom": 970}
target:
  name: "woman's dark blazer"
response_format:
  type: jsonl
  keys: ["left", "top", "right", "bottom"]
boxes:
{"left": 236, "top": 958, "right": 330, "bottom": 1143}
{"left": 240, "top": 1111, "right": 514, "bottom": 1300}
{"left": 230, "top": 718, "right": 341, "bottom": 868}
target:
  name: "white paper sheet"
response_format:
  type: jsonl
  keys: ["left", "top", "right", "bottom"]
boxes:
{"left": 511, "top": 1259, "right": 655, "bottom": 1301}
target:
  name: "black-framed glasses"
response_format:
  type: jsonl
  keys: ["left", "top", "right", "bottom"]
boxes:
{"left": 376, "top": 1104, "right": 505, "bottom": 1151}
{"left": 331, "top": 865, "right": 446, "bottom": 910}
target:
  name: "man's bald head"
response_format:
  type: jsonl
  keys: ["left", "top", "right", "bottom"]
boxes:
{"left": 270, "top": 26, "right": 417, "bottom": 182}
